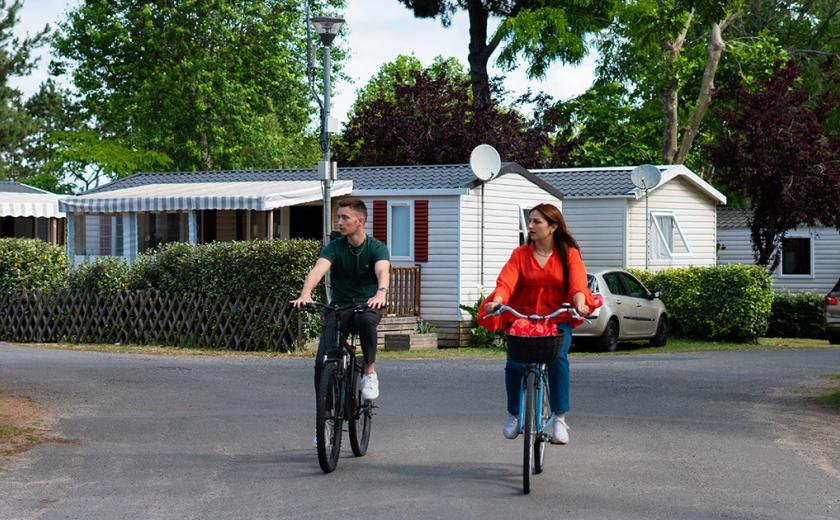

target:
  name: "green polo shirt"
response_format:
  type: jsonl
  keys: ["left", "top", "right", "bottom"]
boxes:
{"left": 319, "top": 235, "right": 390, "bottom": 305}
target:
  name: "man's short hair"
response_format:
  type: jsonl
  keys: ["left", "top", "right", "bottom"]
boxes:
{"left": 337, "top": 197, "right": 367, "bottom": 219}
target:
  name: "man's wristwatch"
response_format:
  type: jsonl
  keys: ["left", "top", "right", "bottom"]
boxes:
{"left": 377, "top": 287, "right": 388, "bottom": 293}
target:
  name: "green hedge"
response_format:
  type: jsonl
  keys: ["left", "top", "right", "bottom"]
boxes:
{"left": 628, "top": 265, "right": 773, "bottom": 342}
{"left": 66, "top": 257, "right": 130, "bottom": 294}
{"left": 767, "top": 291, "right": 826, "bottom": 339}
{"left": 0, "top": 238, "right": 68, "bottom": 293}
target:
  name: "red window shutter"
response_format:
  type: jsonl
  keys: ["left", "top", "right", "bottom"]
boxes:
{"left": 415, "top": 199, "right": 429, "bottom": 262}
{"left": 373, "top": 200, "right": 387, "bottom": 243}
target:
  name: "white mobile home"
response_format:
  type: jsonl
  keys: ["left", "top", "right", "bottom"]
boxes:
{"left": 532, "top": 165, "right": 727, "bottom": 271}
{"left": 59, "top": 164, "right": 563, "bottom": 346}
{"left": 717, "top": 207, "right": 840, "bottom": 293}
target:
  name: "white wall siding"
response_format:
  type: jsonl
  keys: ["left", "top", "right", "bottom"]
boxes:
{"left": 626, "top": 177, "right": 718, "bottom": 270}
{"left": 459, "top": 173, "right": 563, "bottom": 315}
{"left": 718, "top": 226, "right": 840, "bottom": 293}
{"left": 560, "top": 198, "right": 627, "bottom": 271}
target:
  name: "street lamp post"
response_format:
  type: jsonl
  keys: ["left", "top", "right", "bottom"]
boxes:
{"left": 311, "top": 16, "right": 344, "bottom": 246}
{"left": 309, "top": 14, "right": 344, "bottom": 303}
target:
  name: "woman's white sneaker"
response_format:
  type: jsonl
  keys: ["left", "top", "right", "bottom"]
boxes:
{"left": 361, "top": 373, "right": 379, "bottom": 400}
{"left": 551, "top": 414, "right": 569, "bottom": 444}
{"left": 503, "top": 413, "right": 520, "bottom": 439}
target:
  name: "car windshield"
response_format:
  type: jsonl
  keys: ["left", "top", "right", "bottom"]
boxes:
{"left": 832, "top": 278, "right": 840, "bottom": 293}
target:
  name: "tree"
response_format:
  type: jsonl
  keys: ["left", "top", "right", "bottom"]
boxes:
{"left": 335, "top": 57, "right": 569, "bottom": 167}
{"left": 397, "top": 1, "right": 611, "bottom": 107}
{"left": 552, "top": 81, "right": 661, "bottom": 166}
{"left": 705, "top": 60, "right": 840, "bottom": 271}
{"left": 51, "top": 0, "right": 343, "bottom": 172}
{"left": 0, "top": 0, "right": 48, "bottom": 179}
{"left": 596, "top": 0, "right": 749, "bottom": 165}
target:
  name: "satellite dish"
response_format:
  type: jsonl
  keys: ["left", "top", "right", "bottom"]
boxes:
{"left": 470, "top": 144, "right": 501, "bottom": 182}
{"left": 630, "top": 164, "right": 661, "bottom": 190}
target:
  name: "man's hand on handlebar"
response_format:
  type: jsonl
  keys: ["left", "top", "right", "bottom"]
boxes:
{"left": 367, "top": 291, "right": 387, "bottom": 309}
{"left": 290, "top": 294, "right": 314, "bottom": 308}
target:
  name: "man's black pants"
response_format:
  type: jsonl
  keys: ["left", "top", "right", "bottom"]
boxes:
{"left": 313, "top": 307, "right": 382, "bottom": 391}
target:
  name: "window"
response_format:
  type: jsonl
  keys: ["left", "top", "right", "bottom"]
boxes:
{"left": 587, "top": 274, "right": 599, "bottom": 293}
{"left": 619, "top": 272, "right": 649, "bottom": 299}
{"left": 602, "top": 272, "right": 626, "bottom": 296}
{"left": 138, "top": 212, "right": 185, "bottom": 253}
{"left": 780, "top": 236, "right": 812, "bottom": 276}
{"left": 389, "top": 202, "right": 412, "bottom": 259}
{"left": 650, "top": 212, "right": 692, "bottom": 259}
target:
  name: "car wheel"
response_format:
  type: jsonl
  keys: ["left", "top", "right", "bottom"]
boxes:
{"left": 596, "top": 319, "right": 619, "bottom": 352}
{"left": 649, "top": 315, "right": 668, "bottom": 347}
{"left": 829, "top": 330, "right": 840, "bottom": 345}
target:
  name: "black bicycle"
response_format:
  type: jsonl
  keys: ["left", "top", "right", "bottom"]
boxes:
{"left": 304, "top": 302, "right": 375, "bottom": 473}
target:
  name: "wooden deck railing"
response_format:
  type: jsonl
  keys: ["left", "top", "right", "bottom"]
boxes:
{"left": 387, "top": 265, "right": 421, "bottom": 316}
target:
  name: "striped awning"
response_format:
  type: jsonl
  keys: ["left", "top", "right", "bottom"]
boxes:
{"left": 0, "top": 192, "right": 65, "bottom": 218}
{"left": 59, "top": 180, "right": 353, "bottom": 213}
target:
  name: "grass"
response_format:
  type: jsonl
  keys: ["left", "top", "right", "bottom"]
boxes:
{"left": 12, "top": 336, "right": 836, "bottom": 360}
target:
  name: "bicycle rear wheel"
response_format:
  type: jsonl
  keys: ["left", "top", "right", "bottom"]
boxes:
{"left": 349, "top": 358, "right": 372, "bottom": 457}
{"left": 534, "top": 374, "right": 550, "bottom": 474}
{"left": 522, "top": 371, "right": 536, "bottom": 494}
{"left": 316, "top": 362, "right": 343, "bottom": 473}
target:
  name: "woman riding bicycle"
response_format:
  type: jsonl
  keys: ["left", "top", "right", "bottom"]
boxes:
{"left": 479, "top": 203, "right": 596, "bottom": 445}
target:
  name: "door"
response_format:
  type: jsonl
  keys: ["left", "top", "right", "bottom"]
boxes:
{"left": 601, "top": 272, "right": 635, "bottom": 337}
{"left": 618, "top": 272, "right": 657, "bottom": 337}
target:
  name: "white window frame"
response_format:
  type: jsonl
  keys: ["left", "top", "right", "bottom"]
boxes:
{"left": 387, "top": 200, "right": 413, "bottom": 261}
{"left": 778, "top": 233, "right": 815, "bottom": 279}
{"left": 650, "top": 211, "right": 693, "bottom": 258}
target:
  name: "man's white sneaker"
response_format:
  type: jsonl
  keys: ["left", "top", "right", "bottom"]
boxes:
{"left": 361, "top": 373, "right": 379, "bottom": 400}
{"left": 503, "top": 413, "right": 520, "bottom": 439}
{"left": 551, "top": 414, "right": 569, "bottom": 445}
{"left": 312, "top": 421, "right": 332, "bottom": 448}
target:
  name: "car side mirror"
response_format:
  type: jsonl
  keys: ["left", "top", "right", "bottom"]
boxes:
{"left": 649, "top": 290, "right": 661, "bottom": 300}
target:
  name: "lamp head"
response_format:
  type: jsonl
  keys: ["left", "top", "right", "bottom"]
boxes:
{"left": 311, "top": 16, "right": 344, "bottom": 46}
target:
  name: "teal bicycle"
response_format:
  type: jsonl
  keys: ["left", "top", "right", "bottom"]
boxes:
{"left": 487, "top": 304, "right": 583, "bottom": 494}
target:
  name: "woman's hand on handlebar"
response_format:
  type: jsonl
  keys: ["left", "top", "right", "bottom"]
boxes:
{"left": 484, "top": 297, "right": 504, "bottom": 313}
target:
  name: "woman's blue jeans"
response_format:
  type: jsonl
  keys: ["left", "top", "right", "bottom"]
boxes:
{"left": 505, "top": 322, "right": 572, "bottom": 416}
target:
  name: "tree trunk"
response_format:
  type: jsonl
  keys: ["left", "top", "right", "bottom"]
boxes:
{"left": 467, "top": 0, "right": 493, "bottom": 107}
{"left": 659, "top": 10, "right": 693, "bottom": 164}
{"left": 674, "top": 22, "right": 726, "bottom": 164}
{"left": 200, "top": 131, "right": 213, "bottom": 170}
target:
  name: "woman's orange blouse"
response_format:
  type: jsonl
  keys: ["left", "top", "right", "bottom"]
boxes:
{"left": 478, "top": 243, "right": 597, "bottom": 331}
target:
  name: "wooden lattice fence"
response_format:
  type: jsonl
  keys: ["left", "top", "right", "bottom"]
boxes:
{"left": 0, "top": 289, "right": 304, "bottom": 351}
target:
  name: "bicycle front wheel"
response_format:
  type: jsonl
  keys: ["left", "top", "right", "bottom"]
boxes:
{"left": 349, "top": 359, "right": 372, "bottom": 457}
{"left": 523, "top": 370, "right": 536, "bottom": 494}
{"left": 316, "top": 362, "right": 343, "bottom": 473}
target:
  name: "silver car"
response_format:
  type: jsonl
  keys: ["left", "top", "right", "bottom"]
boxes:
{"left": 573, "top": 269, "right": 668, "bottom": 352}
{"left": 826, "top": 278, "right": 840, "bottom": 344}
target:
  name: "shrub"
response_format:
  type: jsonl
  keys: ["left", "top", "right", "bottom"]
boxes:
{"left": 767, "top": 291, "right": 826, "bottom": 339}
{"left": 460, "top": 295, "right": 504, "bottom": 348}
{"left": 67, "top": 257, "right": 130, "bottom": 294}
{"left": 0, "top": 238, "right": 68, "bottom": 293}
{"left": 126, "top": 239, "right": 324, "bottom": 342}
{"left": 631, "top": 265, "right": 773, "bottom": 342}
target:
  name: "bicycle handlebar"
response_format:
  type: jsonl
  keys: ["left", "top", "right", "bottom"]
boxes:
{"left": 301, "top": 302, "right": 369, "bottom": 314}
{"left": 487, "top": 303, "right": 589, "bottom": 322}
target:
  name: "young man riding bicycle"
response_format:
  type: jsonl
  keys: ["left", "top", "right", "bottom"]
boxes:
{"left": 291, "top": 197, "right": 390, "bottom": 408}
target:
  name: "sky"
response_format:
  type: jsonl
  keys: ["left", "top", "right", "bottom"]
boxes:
{"left": 10, "top": 0, "right": 597, "bottom": 127}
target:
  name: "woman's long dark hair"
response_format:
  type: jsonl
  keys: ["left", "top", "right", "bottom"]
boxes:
{"left": 527, "top": 203, "right": 580, "bottom": 286}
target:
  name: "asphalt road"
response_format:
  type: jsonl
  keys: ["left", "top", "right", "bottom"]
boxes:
{"left": 1, "top": 343, "right": 838, "bottom": 520}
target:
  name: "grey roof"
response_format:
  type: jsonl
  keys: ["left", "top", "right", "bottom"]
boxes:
{"left": 0, "top": 181, "right": 46, "bottom": 194}
{"left": 532, "top": 166, "right": 672, "bottom": 198}
{"left": 83, "top": 163, "right": 565, "bottom": 199}
{"left": 718, "top": 207, "right": 751, "bottom": 229}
